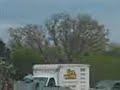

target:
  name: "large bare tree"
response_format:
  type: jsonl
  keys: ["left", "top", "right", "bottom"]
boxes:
{"left": 45, "top": 13, "right": 109, "bottom": 62}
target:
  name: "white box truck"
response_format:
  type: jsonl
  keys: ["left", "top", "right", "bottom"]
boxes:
{"left": 33, "top": 64, "right": 90, "bottom": 90}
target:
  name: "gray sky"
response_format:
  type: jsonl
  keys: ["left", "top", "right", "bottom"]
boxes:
{"left": 0, "top": 0, "right": 120, "bottom": 43}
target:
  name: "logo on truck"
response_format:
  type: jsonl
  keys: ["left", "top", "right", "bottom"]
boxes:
{"left": 64, "top": 69, "right": 76, "bottom": 79}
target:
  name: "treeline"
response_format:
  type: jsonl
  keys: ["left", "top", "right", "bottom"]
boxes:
{"left": 0, "top": 13, "right": 119, "bottom": 87}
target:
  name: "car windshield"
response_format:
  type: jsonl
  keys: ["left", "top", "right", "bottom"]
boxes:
{"left": 113, "top": 83, "right": 120, "bottom": 90}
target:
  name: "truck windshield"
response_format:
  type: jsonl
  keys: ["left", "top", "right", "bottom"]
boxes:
{"left": 34, "top": 77, "right": 48, "bottom": 86}
{"left": 48, "top": 78, "right": 56, "bottom": 87}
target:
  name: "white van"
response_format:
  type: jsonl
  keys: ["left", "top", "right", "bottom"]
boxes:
{"left": 33, "top": 64, "right": 90, "bottom": 90}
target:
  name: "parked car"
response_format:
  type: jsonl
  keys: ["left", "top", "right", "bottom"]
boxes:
{"left": 95, "top": 80, "right": 120, "bottom": 90}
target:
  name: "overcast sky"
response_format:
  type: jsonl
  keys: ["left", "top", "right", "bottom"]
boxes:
{"left": 0, "top": 0, "right": 120, "bottom": 43}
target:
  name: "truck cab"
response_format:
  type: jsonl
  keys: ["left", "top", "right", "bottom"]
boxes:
{"left": 33, "top": 76, "right": 56, "bottom": 87}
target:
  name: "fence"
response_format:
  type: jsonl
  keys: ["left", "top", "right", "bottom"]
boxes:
{"left": 13, "top": 81, "right": 71, "bottom": 90}
{"left": 14, "top": 81, "right": 35, "bottom": 90}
